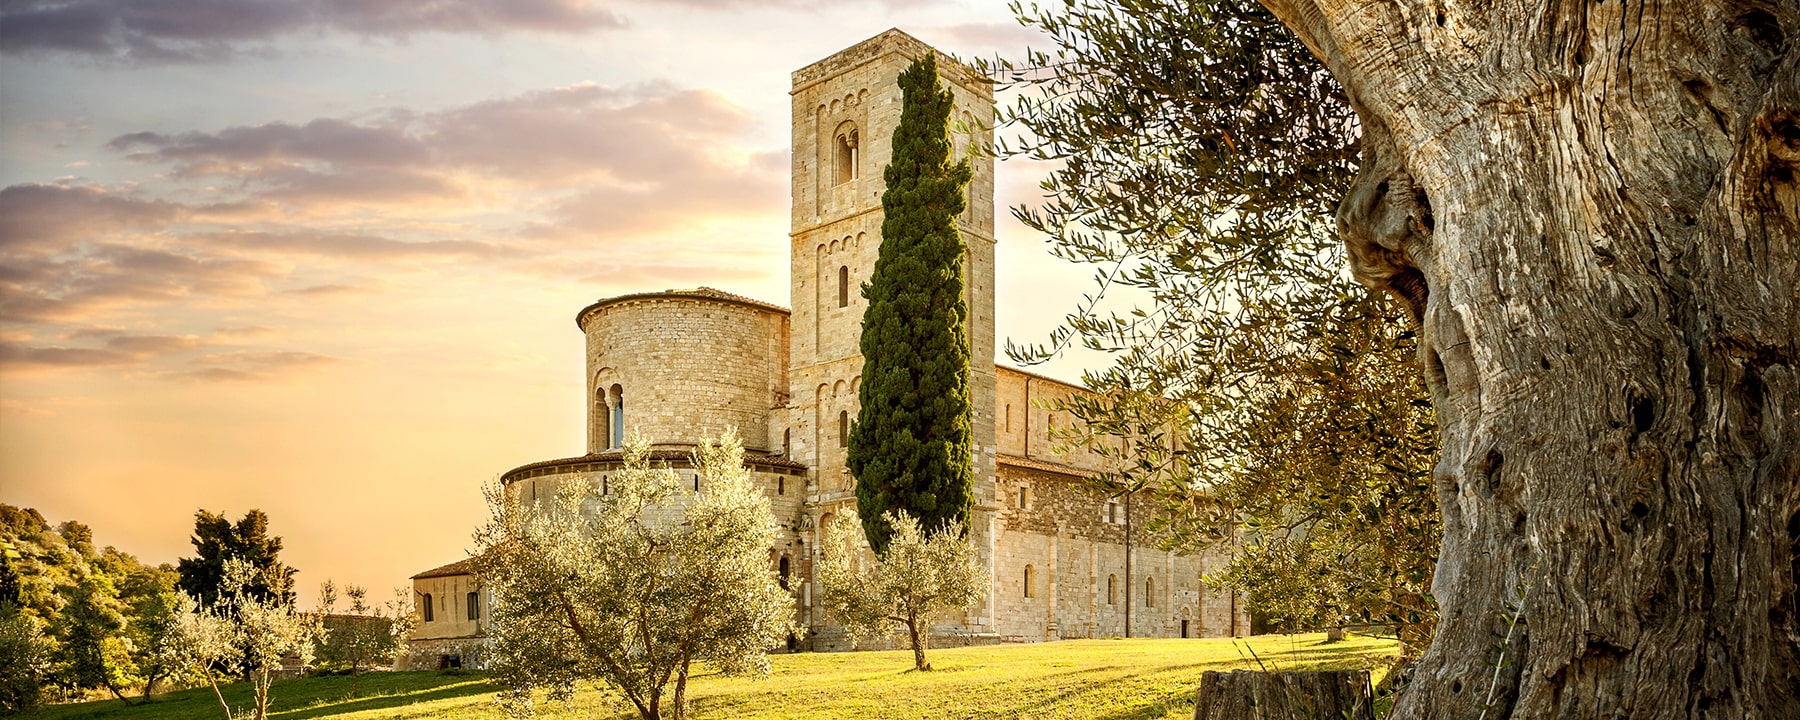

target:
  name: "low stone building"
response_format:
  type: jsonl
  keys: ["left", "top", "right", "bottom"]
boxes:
{"left": 408, "top": 28, "right": 1247, "bottom": 659}
{"left": 404, "top": 559, "right": 489, "bottom": 669}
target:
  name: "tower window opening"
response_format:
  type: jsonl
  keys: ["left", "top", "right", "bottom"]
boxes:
{"left": 835, "top": 129, "right": 858, "bottom": 184}
{"left": 608, "top": 384, "right": 625, "bottom": 449}
{"left": 838, "top": 266, "right": 850, "bottom": 308}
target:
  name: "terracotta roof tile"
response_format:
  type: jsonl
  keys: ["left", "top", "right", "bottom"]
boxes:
{"left": 501, "top": 447, "right": 807, "bottom": 484}
{"left": 411, "top": 558, "right": 475, "bottom": 580}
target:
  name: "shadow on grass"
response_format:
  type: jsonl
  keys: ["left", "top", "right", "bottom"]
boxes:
{"left": 270, "top": 677, "right": 499, "bottom": 720}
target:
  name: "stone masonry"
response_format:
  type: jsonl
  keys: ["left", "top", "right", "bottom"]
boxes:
{"left": 408, "top": 29, "right": 1246, "bottom": 660}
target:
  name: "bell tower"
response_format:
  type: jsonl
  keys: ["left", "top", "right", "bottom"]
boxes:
{"left": 785, "top": 29, "right": 998, "bottom": 622}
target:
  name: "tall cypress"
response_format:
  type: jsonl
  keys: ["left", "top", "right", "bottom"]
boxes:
{"left": 847, "top": 54, "right": 975, "bottom": 554}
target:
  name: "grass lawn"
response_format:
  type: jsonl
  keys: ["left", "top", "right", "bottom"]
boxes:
{"left": 29, "top": 633, "right": 1396, "bottom": 720}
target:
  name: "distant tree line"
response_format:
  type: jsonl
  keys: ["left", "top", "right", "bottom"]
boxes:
{"left": 0, "top": 504, "right": 408, "bottom": 717}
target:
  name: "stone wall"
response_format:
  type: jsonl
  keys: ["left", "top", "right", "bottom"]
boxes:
{"left": 987, "top": 464, "right": 1250, "bottom": 640}
{"left": 410, "top": 573, "right": 486, "bottom": 642}
{"left": 403, "top": 637, "right": 487, "bottom": 670}
{"left": 580, "top": 291, "right": 789, "bottom": 454}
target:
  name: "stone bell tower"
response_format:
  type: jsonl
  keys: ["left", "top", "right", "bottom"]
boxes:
{"left": 785, "top": 29, "right": 1001, "bottom": 632}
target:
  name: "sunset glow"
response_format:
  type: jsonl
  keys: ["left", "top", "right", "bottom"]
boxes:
{"left": 0, "top": 0, "right": 1108, "bottom": 605}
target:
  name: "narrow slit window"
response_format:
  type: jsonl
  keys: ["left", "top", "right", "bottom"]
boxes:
{"left": 838, "top": 266, "right": 849, "bottom": 308}
{"left": 1146, "top": 577, "right": 1156, "bottom": 607}
{"left": 1107, "top": 575, "right": 1117, "bottom": 605}
{"left": 838, "top": 410, "right": 849, "bottom": 448}
{"left": 1024, "top": 565, "right": 1035, "bottom": 598}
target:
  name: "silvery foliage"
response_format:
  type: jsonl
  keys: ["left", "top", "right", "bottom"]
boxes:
{"left": 475, "top": 430, "right": 800, "bottom": 719}
{"left": 817, "top": 511, "right": 988, "bottom": 669}
{"left": 157, "top": 557, "right": 323, "bottom": 720}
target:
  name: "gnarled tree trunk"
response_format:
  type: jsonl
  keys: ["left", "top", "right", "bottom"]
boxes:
{"left": 1260, "top": 0, "right": 1800, "bottom": 717}
{"left": 1194, "top": 670, "right": 1375, "bottom": 720}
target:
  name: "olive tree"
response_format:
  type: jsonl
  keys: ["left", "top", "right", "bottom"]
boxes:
{"left": 473, "top": 431, "right": 799, "bottom": 720}
{"left": 816, "top": 512, "right": 988, "bottom": 671}
{"left": 156, "top": 558, "right": 323, "bottom": 720}
{"left": 996, "top": 0, "right": 1798, "bottom": 716}
{"left": 316, "top": 581, "right": 415, "bottom": 697}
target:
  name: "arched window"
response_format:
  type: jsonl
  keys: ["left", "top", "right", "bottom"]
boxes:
{"left": 835, "top": 127, "right": 859, "bottom": 184}
{"left": 838, "top": 266, "right": 849, "bottom": 308}
{"left": 778, "top": 556, "right": 791, "bottom": 589}
{"left": 1107, "top": 575, "right": 1117, "bottom": 605}
{"left": 467, "top": 592, "right": 480, "bottom": 621}
{"left": 608, "top": 384, "right": 625, "bottom": 449}
{"left": 422, "top": 594, "right": 434, "bottom": 622}
{"left": 838, "top": 410, "right": 849, "bottom": 447}
{"left": 1024, "top": 565, "right": 1035, "bottom": 598}
{"left": 1145, "top": 577, "right": 1156, "bottom": 607}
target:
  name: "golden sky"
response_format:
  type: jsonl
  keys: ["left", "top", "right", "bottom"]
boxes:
{"left": 0, "top": 0, "right": 1115, "bottom": 605}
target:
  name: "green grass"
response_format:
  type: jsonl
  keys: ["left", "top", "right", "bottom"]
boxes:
{"left": 29, "top": 633, "right": 1396, "bottom": 720}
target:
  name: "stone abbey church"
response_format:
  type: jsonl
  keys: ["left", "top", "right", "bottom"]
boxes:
{"left": 407, "top": 29, "right": 1247, "bottom": 667}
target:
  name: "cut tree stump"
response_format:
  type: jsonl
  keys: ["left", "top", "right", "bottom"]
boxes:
{"left": 1193, "top": 669, "right": 1374, "bottom": 720}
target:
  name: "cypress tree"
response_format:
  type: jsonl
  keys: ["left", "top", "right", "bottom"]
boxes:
{"left": 847, "top": 54, "right": 975, "bottom": 554}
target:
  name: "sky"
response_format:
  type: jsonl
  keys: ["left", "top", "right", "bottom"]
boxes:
{"left": 0, "top": 0, "right": 1117, "bottom": 605}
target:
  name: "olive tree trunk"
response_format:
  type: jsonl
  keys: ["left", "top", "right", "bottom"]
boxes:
{"left": 1193, "top": 670, "right": 1375, "bottom": 720}
{"left": 1258, "top": 0, "right": 1800, "bottom": 717}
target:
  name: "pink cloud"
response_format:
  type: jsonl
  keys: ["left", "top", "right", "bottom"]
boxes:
{"left": 0, "top": 0, "right": 627, "bottom": 63}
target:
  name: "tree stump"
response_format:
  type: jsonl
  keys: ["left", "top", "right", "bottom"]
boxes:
{"left": 1193, "top": 669, "right": 1374, "bottom": 720}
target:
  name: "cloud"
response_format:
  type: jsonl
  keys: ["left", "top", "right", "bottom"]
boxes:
{"left": 0, "top": 0, "right": 627, "bottom": 62}
{"left": 213, "top": 325, "right": 277, "bottom": 337}
{"left": 0, "top": 333, "right": 204, "bottom": 370}
{"left": 167, "top": 350, "right": 342, "bottom": 382}
{"left": 102, "top": 82, "right": 784, "bottom": 232}
{"left": 0, "top": 184, "right": 182, "bottom": 250}
{"left": 280, "top": 283, "right": 371, "bottom": 297}
{"left": 186, "top": 231, "right": 510, "bottom": 265}
{"left": 1, "top": 243, "right": 283, "bottom": 323}
{"left": 111, "top": 83, "right": 767, "bottom": 188}
{"left": 4, "top": 82, "right": 784, "bottom": 335}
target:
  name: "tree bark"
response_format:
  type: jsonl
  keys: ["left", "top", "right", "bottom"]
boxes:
{"left": 1258, "top": 0, "right": 1800, "bottom": 717}
{"left": 906, "top": 615, "right": 930, "bottom": 671}
{"left": 1193, "top": 669, "right": 1375, "bottom": 720}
